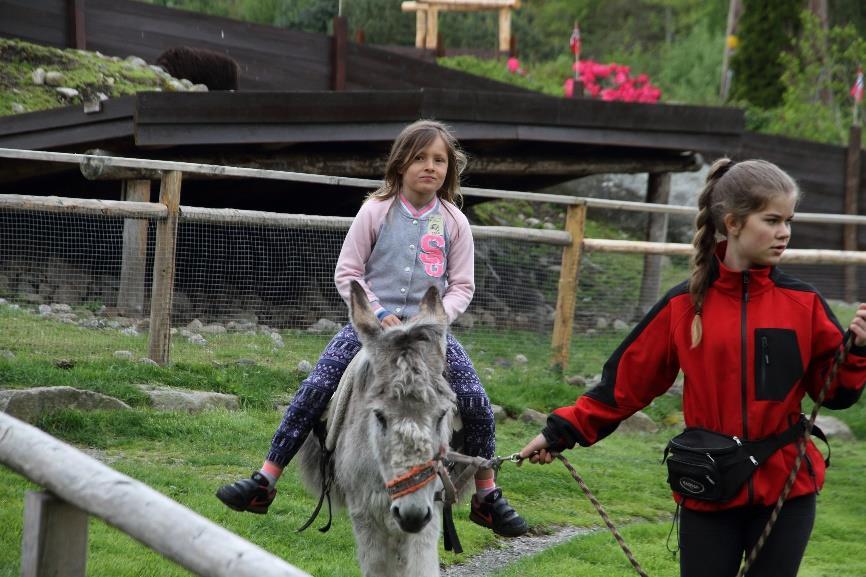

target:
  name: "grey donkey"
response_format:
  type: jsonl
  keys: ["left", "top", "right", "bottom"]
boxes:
{"left": 297, "top": 281, "right": 457, "bottom": 577}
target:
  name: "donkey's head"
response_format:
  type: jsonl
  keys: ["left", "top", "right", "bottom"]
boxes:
{"left": 349, "top": 281, "right": 457, "bottom": 533}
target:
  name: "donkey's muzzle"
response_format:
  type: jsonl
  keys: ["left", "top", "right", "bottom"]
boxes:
{"left": 391, "top": 502, "right": 433, "bottom": 533}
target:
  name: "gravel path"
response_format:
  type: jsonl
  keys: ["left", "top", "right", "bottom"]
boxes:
{"left": 441, "top": 526, "right": 595, "bottom": 577}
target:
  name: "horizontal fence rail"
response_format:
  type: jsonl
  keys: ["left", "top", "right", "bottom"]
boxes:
{"left": 0, "top": 412, "right": 312, "bottom": 577}
{"left": 2, "top": 148, "right": 865, "bottom": 225}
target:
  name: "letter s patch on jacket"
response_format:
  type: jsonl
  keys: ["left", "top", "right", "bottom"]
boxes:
{"left": 419, "top": 215, "right": 445, "bottom": 277}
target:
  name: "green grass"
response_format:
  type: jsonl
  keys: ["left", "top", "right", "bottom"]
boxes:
{"left": 1, "top": 301, "right": 866, "bottom": 576}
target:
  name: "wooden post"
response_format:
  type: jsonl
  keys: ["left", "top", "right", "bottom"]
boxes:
{"left": 331, "top": 15, "right": 348, "bottom": 91}
{"left": 22, "top": 491, "right": 88, "bottom": 577}
{"left": 355, "top": 28, "right": 366, "bottom": 44}
{"left": 844, "top": 125, "right": 861, "bottom": 302}
{"left": 118, "top": 180, "right": 150, "bottom": 317}
{"left": 148, "top": 171, "right": 181, "bottom": 366}
{"left": 551, "top": 203, "right": 587, "bottom": 372}
{"left": 425, "top": 6, "right": 439, "bottom": 50}
{"left": 638, "top": 173, "right": 671, "bottom": 314}
{"left": 436, "top": 32, "right": 445, "bottom": 57}
{"left": 498, "top": 8, "right": 511, "bottom": 55}
{"left": 67, "top": 0, "right": 86, "bottom": 50}
{"left": 415, "top": 9, "right": 427, "bottom": 48}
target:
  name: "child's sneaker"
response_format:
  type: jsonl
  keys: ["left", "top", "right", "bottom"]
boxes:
{"left": 216, "top": 472, "right": 276, "bottom": 514}
{"left": 469, "top": 488, "right": 528, "bottom": 537}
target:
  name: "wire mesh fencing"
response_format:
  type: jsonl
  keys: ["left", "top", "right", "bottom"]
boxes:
{"left": 0, "top": 200, "right": 862, "bottom": 378}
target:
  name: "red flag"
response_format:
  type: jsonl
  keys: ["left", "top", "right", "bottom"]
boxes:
{"left": 569, "top": 22, "right": 581, "bottom": 57}
{"left": 851, "top": 67, "right": 864, "bottom": 103}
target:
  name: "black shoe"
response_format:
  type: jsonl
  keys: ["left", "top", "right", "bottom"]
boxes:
{"left": 216, "top": 472, "right": 276, "bottom": 514}
{"left": 469, "top": 488, "right": 528, "bottom": 537}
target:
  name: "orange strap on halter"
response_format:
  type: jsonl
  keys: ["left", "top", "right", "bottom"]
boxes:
{"left": 385, "top": 461, "right": 437, "bottom": 499}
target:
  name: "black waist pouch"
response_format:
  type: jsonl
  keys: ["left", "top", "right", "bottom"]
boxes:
{"left": 662, "top": 417, "right": 822, "bottom": 502}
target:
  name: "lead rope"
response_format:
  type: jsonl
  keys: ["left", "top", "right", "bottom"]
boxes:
{"left": 737, "top": 331, "right": 854, "bottom": 577}
{"left": 556, "top": 454, "right": 651, "bottom": 577}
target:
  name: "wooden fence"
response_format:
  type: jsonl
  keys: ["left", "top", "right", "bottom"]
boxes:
{"left": 0, "top": 412, "right": 312, "bottom": 577}
{"left": 3, "top": 147, "right": 866, "bottom": 371}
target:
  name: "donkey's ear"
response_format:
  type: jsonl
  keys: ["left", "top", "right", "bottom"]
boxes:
{"left": 417, "top": 286, "right": 447, "bottom": 326}
{"left": 349, "top": 280, "right": 381, "bottom": 343}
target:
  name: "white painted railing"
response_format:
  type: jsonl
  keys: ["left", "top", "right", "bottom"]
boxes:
{"left": 0, "top": 412, "right": 312, "bottom": 577}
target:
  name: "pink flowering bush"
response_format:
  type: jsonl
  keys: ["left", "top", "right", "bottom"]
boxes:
{"left": 566, "top": 59, "right": 662, "bottom": 103}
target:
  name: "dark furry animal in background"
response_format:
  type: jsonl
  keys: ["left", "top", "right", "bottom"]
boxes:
{"left": 156, "top": 46, "right": 240, "bottom": 91}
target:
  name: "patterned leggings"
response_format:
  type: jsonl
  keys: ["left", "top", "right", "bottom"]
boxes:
{"left": 267, "top": 324, "right": 495, "bottom": 467}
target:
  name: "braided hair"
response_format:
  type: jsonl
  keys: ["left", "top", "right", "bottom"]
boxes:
{"left": 689, "top": 158, "right": 799, "bottom": 347}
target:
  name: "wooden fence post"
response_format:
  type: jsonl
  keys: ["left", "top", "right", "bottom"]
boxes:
{"left": 498, "top": 8, "right": 511, "bottom": 55}
{"left": 148, "top": 171, "right": 181, "bottom": 366}
{"left": 331, "top": 15, "right": 347, "bottom": 91}
{"left": 22, "top": 491, "right": 89, "bottom": 577}
{"left": 551, "top": 203, "right": 587, "bottom": 372}
{"left": 118, "top": 179, "right": 150, "bottom": 316}
{"left": 425, "top": 6, "right": 439, "bottom": 50}
{"left": 415, "top": 9, "right": 427, "bottom": 48}
{"left": 844, "top": 125, "right": 861, "bottom": 302}
{"left": 637, "top": 172, "right": 671, "bottom": 314}
{"left": 67, "top": 0, "right": 86, "bottom": 50}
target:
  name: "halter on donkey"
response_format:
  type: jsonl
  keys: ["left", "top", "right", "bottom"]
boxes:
{"left": 297, "top": 281, "right": 478, "bottom": 577}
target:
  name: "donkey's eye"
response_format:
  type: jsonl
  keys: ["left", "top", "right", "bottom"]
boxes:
{"left": 374, "top": 410, "right": 387, "bottom": 431}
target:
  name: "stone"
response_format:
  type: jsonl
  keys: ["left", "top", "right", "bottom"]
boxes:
{"left": 113, "top": 350, "right": 134, "bottom": 360}
{"left": 482, "top": 367, "right": 495, "bottom": 378}
{"left": 519, "top": 408, "right": 547, "bottom": 426}
{"left": 613, "top": 319, "right": 629, "bottom": 331}
{"left": 166, "top": 79, "right": 186, "bottom": 92}
{"left": 0, "top": 387, "right": 131, "bottom": 423}
{"left": 51, "top": 303, "right": 72, "bottom": 313}
{"left": 11, "top": 103, "right": 24, "bottom": 114}
{"left": 38, "top": 304, "right": 51, "bottom": 315}
{"left": 236, "top": 358, "right": 257, "bottom": 366}
{"left": 270, "top": 332, "right": 284, "bottom": 348}
{"left": 595, "top": 317, "right": 609, "bottom": 330}
{"left": 31, "top": 67, "right": 46, "bottom": 85}
{"left": 190, "top": 83, "right": 209, "bottom": 92}
{"left": 44, "top": 71, "right": 65, "bottom": 86}
{"left": 814, "top": 415, "right": 855, "bottom": 441}
{"left": 514, "top": 354, "right": 528, "bottom": 365}
{"left": 307, "top": 318, "right": 341, "bottom": 334}
{"left": 124, "top": 55, "right": 148, "bottom": 67}
{"left": 565, "top": 374, "right": 587, "bottom": 387}
{"left": 135, "top": 384, "right": 239, "bottom": 412}
{"left": 186, "top": 319, "right": 203, "bottom": 331}
{"left": 297, "top": 359, "right": 313, "bottom": 373}
{"left": 121, "top": 326, "right": 138, "bottom": 337}
{"left": 491, "top": 404, "right": 507, "bottom": 423}
{"left": 0, "top": 350, "right": 14, "bottom": 359}
{"left": 56, "top": 87, "right": 79, "bottom": 99}
{"left": 188, "top": 334, "right": 208, "bottom": 346}
{"left": 618, "top": 411, "right": 659, "bottom": 434}
{"left": 138, "top": 358, "right": 160, "bottom": 367}
{"left": 200, "top": 323, "right": 227, "bottom": 335}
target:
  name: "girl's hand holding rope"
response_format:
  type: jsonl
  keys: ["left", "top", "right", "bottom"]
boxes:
{"left": 848, "top": 303, "right": 866, "bottom": 346}
{"left": 517, "top": 434, "right": 558, "bottom": 465}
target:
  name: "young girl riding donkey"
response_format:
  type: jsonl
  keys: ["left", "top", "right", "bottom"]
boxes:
{"left": 218, "top": 119, "right": 528, "bottom": 538}
{"left": 520, "top": 158, "right": 866, "bottom": 577}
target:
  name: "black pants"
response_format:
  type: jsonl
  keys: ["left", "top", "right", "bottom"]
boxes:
{"left": 679, "top": 494, "right": 816, "bottom": 577}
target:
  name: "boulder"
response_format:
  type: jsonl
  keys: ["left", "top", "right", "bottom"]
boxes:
{"left": 617, "top": 411, "right": 659, "bottom": 434}
{"left": 519, "top": 408, "right": 547, "bottom": 426}
{"left": 0, "top": 387, "right": 130, "bottom": 423}
{"left": 814, "top": 415, "right": 855, "bottom": 441}
{"left": 135, "top": 384, "right": 239, "bottom": 412}
{"left": 491, "top": 404, "right": 507, "bottom": 423}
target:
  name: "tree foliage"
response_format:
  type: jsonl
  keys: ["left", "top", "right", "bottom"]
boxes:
{"left": 729, "top": 0, "right": 801, "bottom": 108}
{"left": 754, "top": 11, "right": 866, "bottom": 144}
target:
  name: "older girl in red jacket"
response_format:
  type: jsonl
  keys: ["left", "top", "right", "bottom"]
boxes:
{"left": 520, "top": 158, "right": 866, "bottom": 577}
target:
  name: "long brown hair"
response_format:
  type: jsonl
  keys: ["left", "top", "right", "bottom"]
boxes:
{"left": 689, "top": 158, "right": 799, "bottom": 347}
{"left": 367, "top": 120, "right": 468, "bottom": 207}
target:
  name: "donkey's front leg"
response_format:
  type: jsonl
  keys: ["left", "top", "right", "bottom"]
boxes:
{"left": 350, "top": 508, "right": 409, "bottom": 577}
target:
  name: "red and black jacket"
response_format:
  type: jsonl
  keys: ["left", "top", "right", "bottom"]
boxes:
{"left": 544, "top": 251, "right": 866, "bottom": 511}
